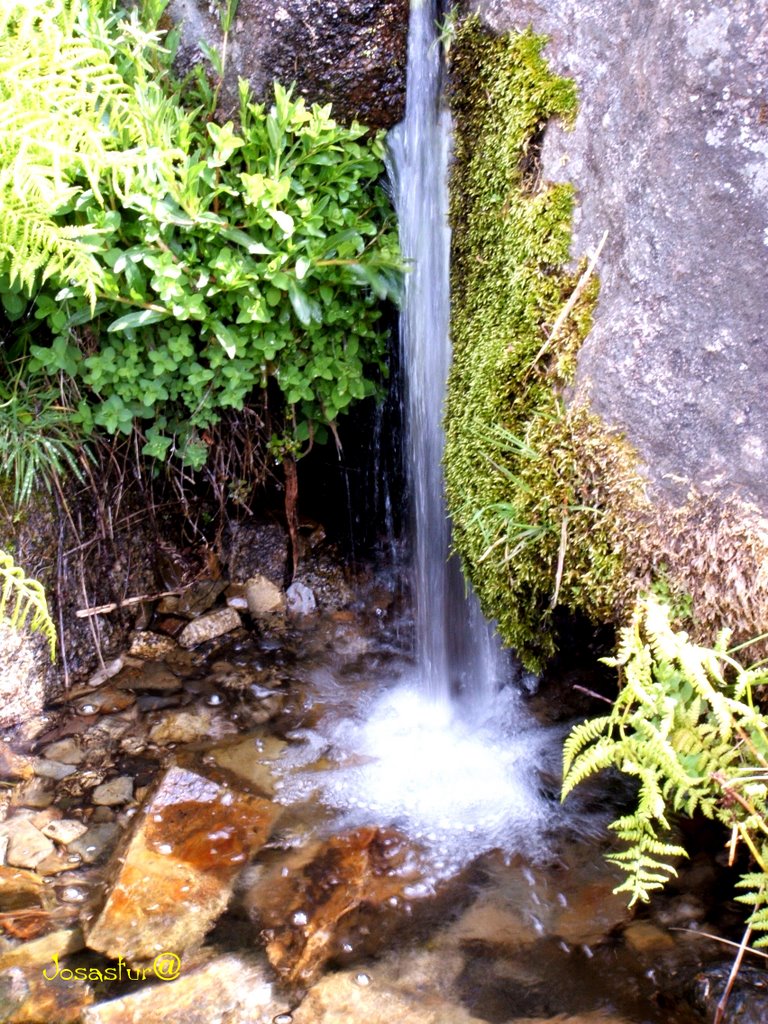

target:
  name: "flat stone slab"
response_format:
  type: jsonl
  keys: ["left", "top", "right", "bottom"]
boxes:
{"left": 84, "top": 765, "right": 280, "bottom": 962}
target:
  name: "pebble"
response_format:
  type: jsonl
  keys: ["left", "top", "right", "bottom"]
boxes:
{"left": 32, "top": 758, "right": 77, "bottom": 781}
{"left": 92, "top": 776, "right": 134, "bottom": 806}
{"left": 1, "top": 820, "right": 56, "bottom": 870}
{"left": 178, "top": 608, "right": 242, "bottom": 649}
{"left": 67, "top": 823, "right": 121, "bottom": 865}
{"left": 41, "top": 819, "right": 89, "bottom": 845}
{"left": 41, "top": 738, "right": 84, "bottom": 765}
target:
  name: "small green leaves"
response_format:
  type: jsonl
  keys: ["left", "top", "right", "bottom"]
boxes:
{"left": 107, "top": 308, "right": 168, "bottom": 332}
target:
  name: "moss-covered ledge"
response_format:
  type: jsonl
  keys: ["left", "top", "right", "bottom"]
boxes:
{"left": 445, "top": 16, "right": 768, "bottom": 670}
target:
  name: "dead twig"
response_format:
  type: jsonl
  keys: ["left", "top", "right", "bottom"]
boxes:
{"left": 528, "top": 229, "right": 608, "bottom": 374}
{"left": 76, "top": 588, "right": 184, "bottom": 618}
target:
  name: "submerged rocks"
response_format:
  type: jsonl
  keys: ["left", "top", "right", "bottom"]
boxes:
{"left": 246, "top": 826, "right": 425, "bottom": 985}
{"left": 84, "top": 765, "right": 280, "bottom": 962}
{"left": 81, "top": 953, "right": 281, "bottom": 1024}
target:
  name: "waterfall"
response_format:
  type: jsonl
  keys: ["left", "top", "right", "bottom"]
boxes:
{"left": 387, "top": 0, "right": 505, "bottom": 708}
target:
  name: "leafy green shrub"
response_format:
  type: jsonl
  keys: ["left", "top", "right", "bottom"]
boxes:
{"left": 3, "top": 0, "right": 400, "bottom": 472}
{"left": 563, "top": 594, "right": 768, "bottom": 944}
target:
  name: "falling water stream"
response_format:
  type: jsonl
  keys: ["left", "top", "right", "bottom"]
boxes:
{"left": 275, "top": 0, "right": 557, "bottom": 873}
{"left": 386, "top": 0, "right": 504, "bottom": 708}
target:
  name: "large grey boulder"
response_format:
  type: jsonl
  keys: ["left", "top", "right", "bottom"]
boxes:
{"left": 473, "top": 0, "right": 768, "bottom": 505}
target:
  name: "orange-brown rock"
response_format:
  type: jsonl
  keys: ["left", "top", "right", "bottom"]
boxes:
{"left": 84, "top": 765, "right": 280, "bottom": 963}
{"left": 0, "top": 964, "right": 93, "bottom": 1023}
{"left": 248, "top": 827, "right": 423, "bottom": 985}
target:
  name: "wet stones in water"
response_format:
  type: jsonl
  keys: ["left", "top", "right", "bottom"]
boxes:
{"left": 79, "top": 952, "right": 280, "bottom": 1024}
{"left": 0, "top": 819, "right": 56, "bottom": 870}
{"left": 84, "top": 764, "right": 281, "bottom": 962}
{"left": 244, "top": 826, "right": 427, "bottom": 985}
{"left": 690, "top": 963, "right": 768, "bottom": 1024}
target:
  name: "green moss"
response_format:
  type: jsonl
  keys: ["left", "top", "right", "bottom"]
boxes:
{"left": 445, "top": 19, "right": 641, "bottom": 669}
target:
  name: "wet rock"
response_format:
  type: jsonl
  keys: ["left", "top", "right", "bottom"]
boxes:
{"left": 68, "top": 823, "right": 121, "bottom": 865}
{"left": 0, "top": 866, "right": 48, "bottom": 912}
{"left": 113, "top": 661, "right": 182, "bottom": 692}
{"left": 9, "top": 778, "right": 54, "bottom": 810}
{"left": 81, "top": 952, "right": 280, "bottom": 1024}
{"left": 41, "top": 738, "right": 84, "bottom": 765}
{"left": 0, "top": 742, "right": 34, "bottom": 781}
{"left": 73, "top": 688, "right": 135, "bottom": 716}
{"left": 32, "top": 758, "right": 77, "bottom": 781}
{"left": 209, "top": 734, "right": 287, "bottom": 797}
{"left": 286, "top": 581, "right": 317, "bottom": 616}
{"left": 148, "top": 707, "right": 221, "bottom": 746}
{"left": 177, "top": 579, "right": 227, "bottom": 618}
{"left": 0, "top": 963, "right": 94, "bottom": 1023}
{"left": 291, "top": 969, "right": 488, "bottom": 1024}
{"left": 91, "top": 776, "right": 134, "bottom": 806}
{"left": 84, "top": 765, "right": 280, "bottom": 962}
{"left": 452, "top": 852, "right": 631, "bottom": 951}
{"left": 0, "top": 927, "right": 84, "bottom": 969}
{"left": 41, "top": 819, "right": 88, "bottom": 845}
{"left": 35, "top": 850, "right": 83, "bottom": 876}
{"left": 623, "top": 920, "right": 676, "bottom": 954}
{"left": 689, "top": 962, "right": 768, "bottom": 1024}
{"left": 128, "top": 631, "right": 181, "bottom": 660}
{"left": 86, "top": 657, "right": 125, "bottom": 688}
{"left": 245, "top": 575, "right": 286, "bottom": 617}
{"left": 0, "top": 820, "right": 55, "bottom": 870}
{"left": 221, "top": 520, "right": 289, "bottom": 586}
{"left": 178, "top": 608, "right": 241, "bottom": 649}
{"left": 247, "top": 826, "right": 424, "bottom": 984}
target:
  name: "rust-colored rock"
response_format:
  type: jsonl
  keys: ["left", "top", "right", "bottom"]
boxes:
{"left": 247, "top": 827, "right": 423, "bottom": 984}
{"left": 85, "top": 765, "right": 280, "bottom": 963}
{"left": 0, "top": 963, "right": 93, "bottom": 1023}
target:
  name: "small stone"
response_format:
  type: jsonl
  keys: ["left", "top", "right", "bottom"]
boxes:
{"left": 41, "top": 819, "right": 88, "bottom": 845}
{"left": 177, "top": 579, "right": 227, "bottom": 617}
{"left": 35, "top": 850, "right": 82, "bottom": 876}
{"left": 148, "top": 708, "right": 216, "bottom": 746}
{"left": 0, "top": 741, "right": 34, "bottom": 780}
{"left": 623, "top": 920, "right": 676, "bottom": 954}
{"left": 178, "top": 608, "right": 241, "bottom": 649}
{"left": 74, "top": 688, "right": 136, "bottom": 716}
{"left": 113, "top": 662, "right": 182, "bottom": 692}
{"left": 86, "top": 657, "right": 125, "bottom": 688}
{"left": 209, "top": 735, "right": 287, "bottom": 797}
{"left": 1, "top": 820, "right": 56, "bottom": 870}
{"left": 41, "top": 738, "right": 84, "bottom": 765}
{"left": 91, "top": 776, "right": 134, "bottom": 806}
{"left": 128, "top": 631, "right": 180, "bottom": 659}
{"left": 10, "top": 777, "right": 54, "bottom": 809}
{"left": 224, "top": 583, "right": 248, "bottom": 611}
{"left": 32, "top": 758, "right": 77, "bottom": 781}
{"left": 0, "top": 962, "right": 94, "bottom": 1022}
{"left": 245, "top": 575, "right": 285, "bottom": 617}
{"left": 286, "top": 581, "right": 316, "bottom": 616}
{"left": 68, "top": 823, "right": 121, "bottom": 865}
{"left": 0, "top": 865, "right": 47, "bottom": 912}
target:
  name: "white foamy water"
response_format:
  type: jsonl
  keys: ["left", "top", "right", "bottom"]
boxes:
{"left": 274, "top": 674, "right": 562, "bottom": 874}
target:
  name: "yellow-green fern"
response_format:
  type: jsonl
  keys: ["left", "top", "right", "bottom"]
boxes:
{"left": 0, "top": 550, "right": 56, "bottom": 660}
{"left": 563, "top": 594, "right": 768, "bottom": 946}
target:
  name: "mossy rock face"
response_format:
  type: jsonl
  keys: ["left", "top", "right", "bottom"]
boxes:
{"left": 445, "top": 16, "right": 768, "bottom": 669}
{"left": 445, "top": 18, "right": 643, "bottom": 669}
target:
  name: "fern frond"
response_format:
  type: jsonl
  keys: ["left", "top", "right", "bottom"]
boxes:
{"left": 0, "top": 551, "right": 56, "bottom": 660}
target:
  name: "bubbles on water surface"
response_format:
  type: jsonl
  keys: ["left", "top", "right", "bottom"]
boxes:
{"left": 274, "top": 673, "right": 563, "bottom": 876}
